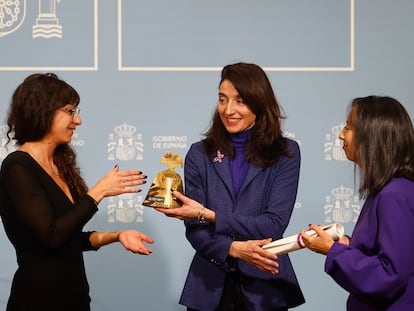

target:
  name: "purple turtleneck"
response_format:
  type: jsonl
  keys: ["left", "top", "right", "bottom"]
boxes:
{"left": 229, "top": 129, "right": 250, "bottom": 197}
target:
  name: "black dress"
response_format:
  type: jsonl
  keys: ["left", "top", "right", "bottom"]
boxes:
{"left": 0, "top": 151, "right": 99, "bottom": 311}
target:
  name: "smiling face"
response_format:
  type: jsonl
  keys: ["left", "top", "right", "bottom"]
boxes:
{"left": 47, "top": 104, "right": 82, "bottom": 145}
{"left": 339, "top": 106, "right": 358, "bottom": 164}
{"left": 217, "top": 79, "right": 256, "bottom": 134}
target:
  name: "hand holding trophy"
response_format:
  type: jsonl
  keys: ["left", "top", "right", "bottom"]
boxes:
{"left": 143, "top": 151, "right": 184, "bottom": 208}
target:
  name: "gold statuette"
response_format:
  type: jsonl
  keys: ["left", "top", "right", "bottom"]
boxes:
{"left": 143, "top": 151, "right": 184, "bottom": 208}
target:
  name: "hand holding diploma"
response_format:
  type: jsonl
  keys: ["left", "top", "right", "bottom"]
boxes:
{"left": 300, "top": 223, "right": 347, "bottom": 255}
{"left": 262, "top": 223, "right": 344, "bottom": 255}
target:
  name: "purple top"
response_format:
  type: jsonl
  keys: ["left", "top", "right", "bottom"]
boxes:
{"left": 229, "top": 130, "right": 250, "bottom": 196}
{"left": 325, "top": 177, "right": 414, "bottom": 310}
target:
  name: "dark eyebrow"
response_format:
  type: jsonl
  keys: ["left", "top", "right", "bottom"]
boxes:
{"left": 346, "top": 119, "right": 355, "bottom": 128}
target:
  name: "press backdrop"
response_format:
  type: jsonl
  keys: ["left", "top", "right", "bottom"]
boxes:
{"left": 1, "top": 1, "right": 413, "bottom": 310}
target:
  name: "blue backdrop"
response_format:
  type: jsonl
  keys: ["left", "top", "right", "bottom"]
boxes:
{"left": 1, "top": 0, "right": 413, "bottom": 310}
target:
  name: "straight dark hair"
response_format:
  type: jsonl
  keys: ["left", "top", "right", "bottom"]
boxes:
{"left": 352, "top": 96, "right": 414, "bottom": 198}
{"left": 203, "top": 62, "right": 292, "bottom": 167}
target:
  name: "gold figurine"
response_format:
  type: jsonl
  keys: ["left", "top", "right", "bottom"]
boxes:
{"left": 143, "top": 151, "right": 184, "bottom": 208}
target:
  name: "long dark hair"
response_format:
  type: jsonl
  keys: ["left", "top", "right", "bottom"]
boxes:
{"left": 203, "top": 62, "right": 291, "bottom": 166}
{"left": 352, "top": 96, "right": 414, "bottom": 198}
{"left": 6, "top": 73, "right": 88, "bottom": 197}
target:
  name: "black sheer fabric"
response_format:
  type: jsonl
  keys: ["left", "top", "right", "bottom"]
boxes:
{"left": 0, "top": 151, "right": 98, "bottom": 311}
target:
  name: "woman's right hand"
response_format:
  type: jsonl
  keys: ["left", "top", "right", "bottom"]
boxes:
{"left": 300, "top": 224, "right": 335, "bottom": 255}
{"left": 87, "top": 164, "right": 147, "bottom": 203}
{"left": 155, "top": 191, "right": 216, "bottom": 222}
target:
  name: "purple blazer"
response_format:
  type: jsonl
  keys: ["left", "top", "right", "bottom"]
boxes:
{"left": 326, "top": 178, "right": 414, "bottom": 310}
{"left": 179, "top": 139, "right": 305, "bottom": 311}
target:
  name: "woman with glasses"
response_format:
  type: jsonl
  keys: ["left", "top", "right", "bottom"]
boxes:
{"left": 0, "top": 73, "right": 154, "bottom": 311}
{"left": 301, "top": 96, "right": 414, "bottom": 310}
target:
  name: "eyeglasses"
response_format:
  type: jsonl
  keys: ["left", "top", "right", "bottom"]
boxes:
{"left": 61, "top": 107, "right": 81, "bottom": 120}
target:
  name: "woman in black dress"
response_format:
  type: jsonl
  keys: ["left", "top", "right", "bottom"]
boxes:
{"left": 0, "top": 73, "right": 154, "bottom": 311}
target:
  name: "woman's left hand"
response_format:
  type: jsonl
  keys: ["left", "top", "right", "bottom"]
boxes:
{"left": 118, "top": 230, "right": 154, "bottom": 255}
{"left": 300, "top": 224, "right": 335, "bottom": 255}
{"left": 229, "top": 239, "right": 279, "bottom": 274}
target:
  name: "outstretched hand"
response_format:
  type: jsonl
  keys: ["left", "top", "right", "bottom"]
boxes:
{"left": 118, "top": 230, "right": 154, "bottom": 255}
{"left": 88, "top": 165, "right": 147, "bottom": 203}
{"left": 229, "top": 238, "right": 279, "bottom": 275}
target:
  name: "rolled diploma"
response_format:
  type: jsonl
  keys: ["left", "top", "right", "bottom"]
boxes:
{"left": 262, "top": 223, "right": 344, "bottom": 255}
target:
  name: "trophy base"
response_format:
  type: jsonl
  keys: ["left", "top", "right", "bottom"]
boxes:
{"left": 142, "top": 196, "right": 182, "bottom": 208}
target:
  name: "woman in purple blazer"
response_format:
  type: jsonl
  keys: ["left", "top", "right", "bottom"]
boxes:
{"left": 302, "top": 96, "right": 414, "bottom": 310}
{"left": 156, "top": 63, "right": 305, "bottom": 311}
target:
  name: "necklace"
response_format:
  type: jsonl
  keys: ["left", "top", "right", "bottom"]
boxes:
{"left": 49, "top": 163, "right": 59, "bottom": 177}
{"left": 19, "top": 144, "right": 59, "bottom": 177}
{"left": 38, "top": 160, "right": 59, "bottom": 177}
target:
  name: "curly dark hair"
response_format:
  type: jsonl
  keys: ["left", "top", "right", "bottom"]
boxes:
{"left": 203, "top": 62, "right": 292, "bottom": 167}
{"left": 6, "top": 73, "right": 88, "bottom": 197}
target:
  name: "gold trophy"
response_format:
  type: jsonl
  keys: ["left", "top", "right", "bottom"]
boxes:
{"left": 143, "top": 151, "right": 184, "bottom": 208}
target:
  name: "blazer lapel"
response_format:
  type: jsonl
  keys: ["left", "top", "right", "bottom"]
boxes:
{"left": 212, "top": 156, "right": 234, "bottom": 199}
{"left": 212, "top": 155, "right": 263, "bottom": 201}
{"left": 239, "top": 165, "right": 262, "bottom": 194}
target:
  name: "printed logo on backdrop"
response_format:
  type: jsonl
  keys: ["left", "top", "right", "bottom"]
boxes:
{"left": 106, "top": 123, "right": 144, "bottom": 223}
{"left": 0, "top": 0, "right": 26, "bottom": 37}
{"left": 0, "top": 0, "right": 63, "bottom": 38}
{"left": 70, "top": 131, "right": 85, "bottom": 148}
{"left": 324, "top": 123, "right": 347, "bottom": 161}
{"left": 284, "top": 130, "right": 302, "bottom": 146}
{"left": 324, "top": 185, "right": 361, "bottom": 224}
{"left": 108, "top": 123, "right": 144, "bottom": 161}
{"left": 152, "top": 135, "right": 188, "bottom": 150}
{"left": 107, "top": 194, "right": 144, "bottom": 223}
{"left": 284, "top": 130, "right": 302, "bottom": 208}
